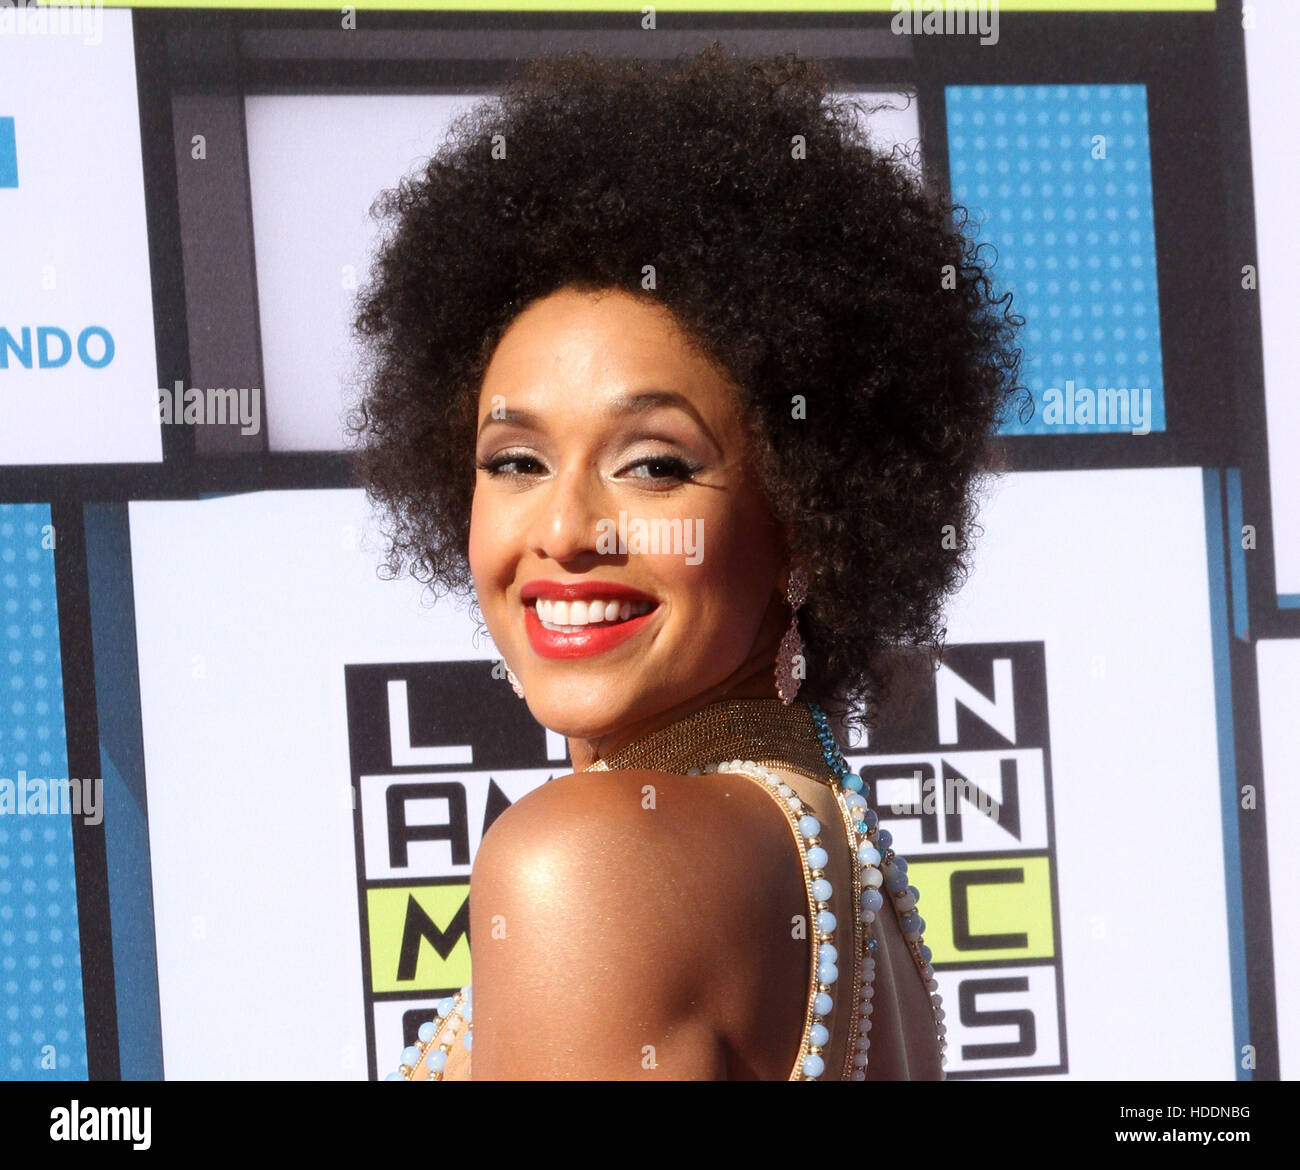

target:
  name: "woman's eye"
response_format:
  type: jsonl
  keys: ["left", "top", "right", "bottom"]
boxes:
{"left": 478, "top": 453, "right": 546, "bottom": 477}
{"left": 621, "top": 455, "right": 700, "bottom": 482}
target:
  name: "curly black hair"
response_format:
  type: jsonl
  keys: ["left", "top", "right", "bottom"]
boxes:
{"left": 347, "top": 42, "right": 1025, "bottom": 731}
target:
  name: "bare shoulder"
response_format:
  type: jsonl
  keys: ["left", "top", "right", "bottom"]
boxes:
{"left": 472, "top": 767, "right": 799, "bottom": 943}
{"left": 496, "top": 762, "right": 787, "bottom": 826}
{"left": 474, "top": 767, "right": 799, "bottom": 919}
{"left": 468, "top": 768, "right": 804, "bottom": 1079}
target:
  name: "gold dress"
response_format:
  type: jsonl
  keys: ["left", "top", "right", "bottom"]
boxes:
{"left": 391, "top": 698, "right": 946, "bottom": 1081}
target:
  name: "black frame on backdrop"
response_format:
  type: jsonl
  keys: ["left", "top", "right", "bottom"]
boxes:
{"left": 10, "top": 2, "right": 1282, "bottom": 1080}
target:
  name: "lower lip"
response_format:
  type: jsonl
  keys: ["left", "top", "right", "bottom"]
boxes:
{"left": 524, "top": 603, "right": 657, "bottom": 660}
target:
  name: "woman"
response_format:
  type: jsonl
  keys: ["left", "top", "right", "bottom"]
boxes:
{"left": 349, "top": 44, "right": 1022, "bottom": 1080}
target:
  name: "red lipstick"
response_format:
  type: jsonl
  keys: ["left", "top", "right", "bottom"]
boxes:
{"left": 520, "top": 579, "right": 659, "bottom": 660}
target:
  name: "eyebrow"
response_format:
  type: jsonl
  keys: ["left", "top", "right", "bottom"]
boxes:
{"left": 476, "top": 388, "right": 723, "bottom": 453}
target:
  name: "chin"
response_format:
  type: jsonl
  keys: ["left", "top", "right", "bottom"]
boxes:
{"left": 521, "top": 676, "right": 652, "bottom": 743}
{"left": 527, "top": 703, "right": 618, "bottom": 743}
{"left": 525, "top": 696, "right": 626, "bottom": 738}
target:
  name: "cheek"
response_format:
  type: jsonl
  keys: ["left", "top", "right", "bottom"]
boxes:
{"left": 669, "top": 492, "right": 780, "bottom": 649}
{"left": 467, "top": 488, "right": 506, "bottom": 594}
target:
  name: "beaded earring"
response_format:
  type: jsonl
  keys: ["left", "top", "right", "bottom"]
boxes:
{"left": 775, "top": 567, "right": 807, "bottom": 705}
{"left": 505, "top": 666, "right": 525, "bottom": 699}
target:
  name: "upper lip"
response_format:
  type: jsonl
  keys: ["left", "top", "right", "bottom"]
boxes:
{"left": 519, "top": 579, "right": 657, "bottom": 604}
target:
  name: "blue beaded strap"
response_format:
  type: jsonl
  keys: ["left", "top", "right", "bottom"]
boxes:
{"left": 388, "top": 985, "right": 471, "bottom": 1081}
{"left": 806, "top": 702, "right": 948, "bottom": 1076}
{"left": 696, "top": 757, "right": 841, "bottom": 1079}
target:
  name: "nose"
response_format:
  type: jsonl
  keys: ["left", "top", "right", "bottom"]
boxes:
{"left": 528, "top": 462, "right": 607, "bottom": 566}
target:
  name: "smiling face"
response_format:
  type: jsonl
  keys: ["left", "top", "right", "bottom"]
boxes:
{"left": 469, "top": 285, "right": 789, "bottom": 748}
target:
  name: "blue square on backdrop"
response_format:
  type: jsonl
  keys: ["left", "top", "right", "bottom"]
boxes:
{"left": 946, "top": 85, "right": 1166, "bottom": 436}
{"left": 0, "top": 118, "right": 16, "bottom": 188}
{"left": 0, "top": 504, "right": 88, "bottom": 1080}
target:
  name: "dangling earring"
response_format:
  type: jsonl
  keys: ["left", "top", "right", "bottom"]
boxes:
{"left": 775, "top": 567, "right": 807, "bottom": 705}
{"left": 505, "top": 666, "right": 525, "bottom": 700}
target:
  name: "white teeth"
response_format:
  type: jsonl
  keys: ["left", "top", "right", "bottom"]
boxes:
{"left": 533, "top": 596, "right": 655, "bottom": 632}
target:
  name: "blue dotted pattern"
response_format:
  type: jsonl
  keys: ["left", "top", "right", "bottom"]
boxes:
{"left": 946, "top": 85, "right": 1166, "bottom": 435}
{"left": 0, "top": 504, "right": 87, "bottom": 1080}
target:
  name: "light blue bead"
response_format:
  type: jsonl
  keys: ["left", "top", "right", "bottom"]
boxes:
{"left": 418, "top": 1021, "right": 437, "bottom": 1044}
{"left": 858, "top": 845, "right": 881, "bottom": 868}
{"left": 813, "top": 992, "right": 833, "bottom": 1017}
{"left": 885, "top": 867, "right": 909, "bottom": 893}
{"left": 798, "top": 814, "right": 821, "bottom": 839}
{"left": 844, "top": 792, "right": 867, "bottom": 811}
{"left": 816, "top": 909, "right": 837, "bottom": 932}
{"left": 802, "top": 1053, "right": 826, "bottom": 1078}
{"left": 401, "top": 1046, "right": 421, "bottom": 1068}
{"left": 436, "top": 997, "right": 455, "bottom": 1017}
{"left": 860, "top": 888, "right": 883, "bottom": 912}
{"left": 384, "top": 1071, "right": 404, "bottom": 1081}
{"left": 806, "top": 846, "right": 829, "bottom": 869}
{"left": 843, "top": 773, "right": 863, "bottom": 793}
{"left": 427, "top": 1049, "right": 448, "bottom": 1073}
{"left": 810, "top": 1023, "right": 830, "bottom": 1048}
{"left": 819, "top": 943, "right": 838, "bottom": 964}
{"left": 818, "top": 962, "right": 839, "bottom": 985}
{"left": 812, "top": 878, "right": 833, "bottom": 902}
{"left": 462, "top": 1003, "right": 473, "bottom": 1023}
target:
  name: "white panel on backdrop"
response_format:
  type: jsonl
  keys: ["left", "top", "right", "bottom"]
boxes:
{"left": 0, "top": 10, "right": 162, "bottom": 464}
{"left": 130, "top": 488, "right": 496, "bottom": 1080}
{"left": 1245, "top": 1, "right": 1300, "bottom": 600}
{"left": 245, "top": 94, "right": 484, "bottom": 453}
{"left": 937, "top": 467, "right": 1231, "bottom": 1078}
{"left": 1257, "top": 639, "right": 1300, "bottom": 1081}
{"left": 244, "top": 90, "right": 918, "bottom": 454}
{"left": 132, "top": 469, "right": 1230, "bottom": 1080}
